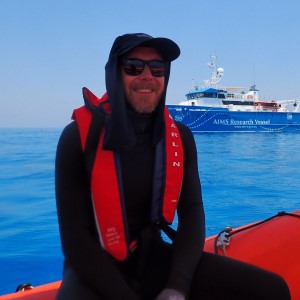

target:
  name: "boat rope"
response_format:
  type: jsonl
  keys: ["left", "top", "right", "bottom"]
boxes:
{"left": 214, "top": 211, "right": 300, "bottom": 255}
{"left": 15, "top": 283, "right": 34, "bottom": 292}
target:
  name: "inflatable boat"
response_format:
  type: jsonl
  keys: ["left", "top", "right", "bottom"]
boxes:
{"left": 1, "top": 210, "right": 299, "bottom": 300}
{"left": 204, "top": 210, "right": 300, "bottom": 300}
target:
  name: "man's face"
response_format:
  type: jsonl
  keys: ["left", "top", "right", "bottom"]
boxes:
{"left": 121, "top": 47, "right": 165, "bottom": 113}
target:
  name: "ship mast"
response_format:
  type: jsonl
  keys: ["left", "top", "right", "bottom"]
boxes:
{"left": 203, "top": 54, "right": 224, "bottom": 88}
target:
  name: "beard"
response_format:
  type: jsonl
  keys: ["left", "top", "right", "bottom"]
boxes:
{"left": 125, "top": 82, "right": 164, "bottom": 114}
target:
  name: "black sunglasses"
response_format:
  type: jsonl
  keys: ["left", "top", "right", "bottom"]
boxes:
{"left": 122, "top": 58, "right": 167, "bottom": 77}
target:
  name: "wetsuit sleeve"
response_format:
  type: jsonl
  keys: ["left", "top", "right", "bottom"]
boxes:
{"left": 55, "top": 121, "right": 138, "bottom": 300}
{"left": 166, "top": 123, "right": 205, "bottom": 296}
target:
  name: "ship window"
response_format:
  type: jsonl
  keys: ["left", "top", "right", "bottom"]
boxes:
{"left": 196, "top": 93, "right": 204, "bottom": 98}
{"left": 187, "top": 95, "right": 195, "bottom": 100}
{"left": 203, "top": 92, "right": 217, "bottom": 98}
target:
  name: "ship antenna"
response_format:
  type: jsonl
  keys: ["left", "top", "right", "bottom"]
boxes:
{"left": 191, "top": 78, "right": 199, "bottom": 91}
{"left": 204, "top": 54, "right": 224, "bottom": 88}
{"left": 253, "top": 62, "right": 256, "bottom": 87}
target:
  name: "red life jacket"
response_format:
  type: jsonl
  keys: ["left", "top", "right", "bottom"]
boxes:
{"left": 72, "top": 88, "right": 184, "bottom": 261}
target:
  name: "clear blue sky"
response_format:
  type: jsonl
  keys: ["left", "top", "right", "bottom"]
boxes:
{"left": 1, "top": 0, "right": 300, "bottom": 128}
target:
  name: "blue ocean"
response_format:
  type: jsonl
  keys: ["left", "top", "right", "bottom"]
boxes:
{"left": 1, "top": 128, "right": 300, "bottom": 295}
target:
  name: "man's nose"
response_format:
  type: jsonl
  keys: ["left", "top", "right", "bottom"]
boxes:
{"left": 140, "top": 65, "right": 153, "bottom": 78}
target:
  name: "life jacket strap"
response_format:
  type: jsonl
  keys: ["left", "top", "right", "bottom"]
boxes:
{"left": 159, "top": 220, "right": 177, "bottom": 241}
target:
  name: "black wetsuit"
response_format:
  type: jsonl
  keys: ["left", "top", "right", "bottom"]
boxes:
{"left": 55, "top": 112, "right": 291, "bottom": 300}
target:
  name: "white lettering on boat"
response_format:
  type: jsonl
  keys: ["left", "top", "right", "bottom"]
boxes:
{"left": 213, "top": 119, "right": 229, "bottom": 125}
{"left": 213, "top": 118, "right": 271, "bottom": 125}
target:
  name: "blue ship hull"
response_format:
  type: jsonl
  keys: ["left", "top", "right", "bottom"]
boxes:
{"left": 167, "top": 105, "right": 300, "bottom": 132}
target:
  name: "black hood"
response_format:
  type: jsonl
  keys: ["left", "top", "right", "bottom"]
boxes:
{"left": 103, "top": 33, "right": 180, "bottom": 151}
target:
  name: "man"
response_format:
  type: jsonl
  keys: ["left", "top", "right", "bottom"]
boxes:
{"left": 55, "top": 33, "right": 290, "bottom": 300}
